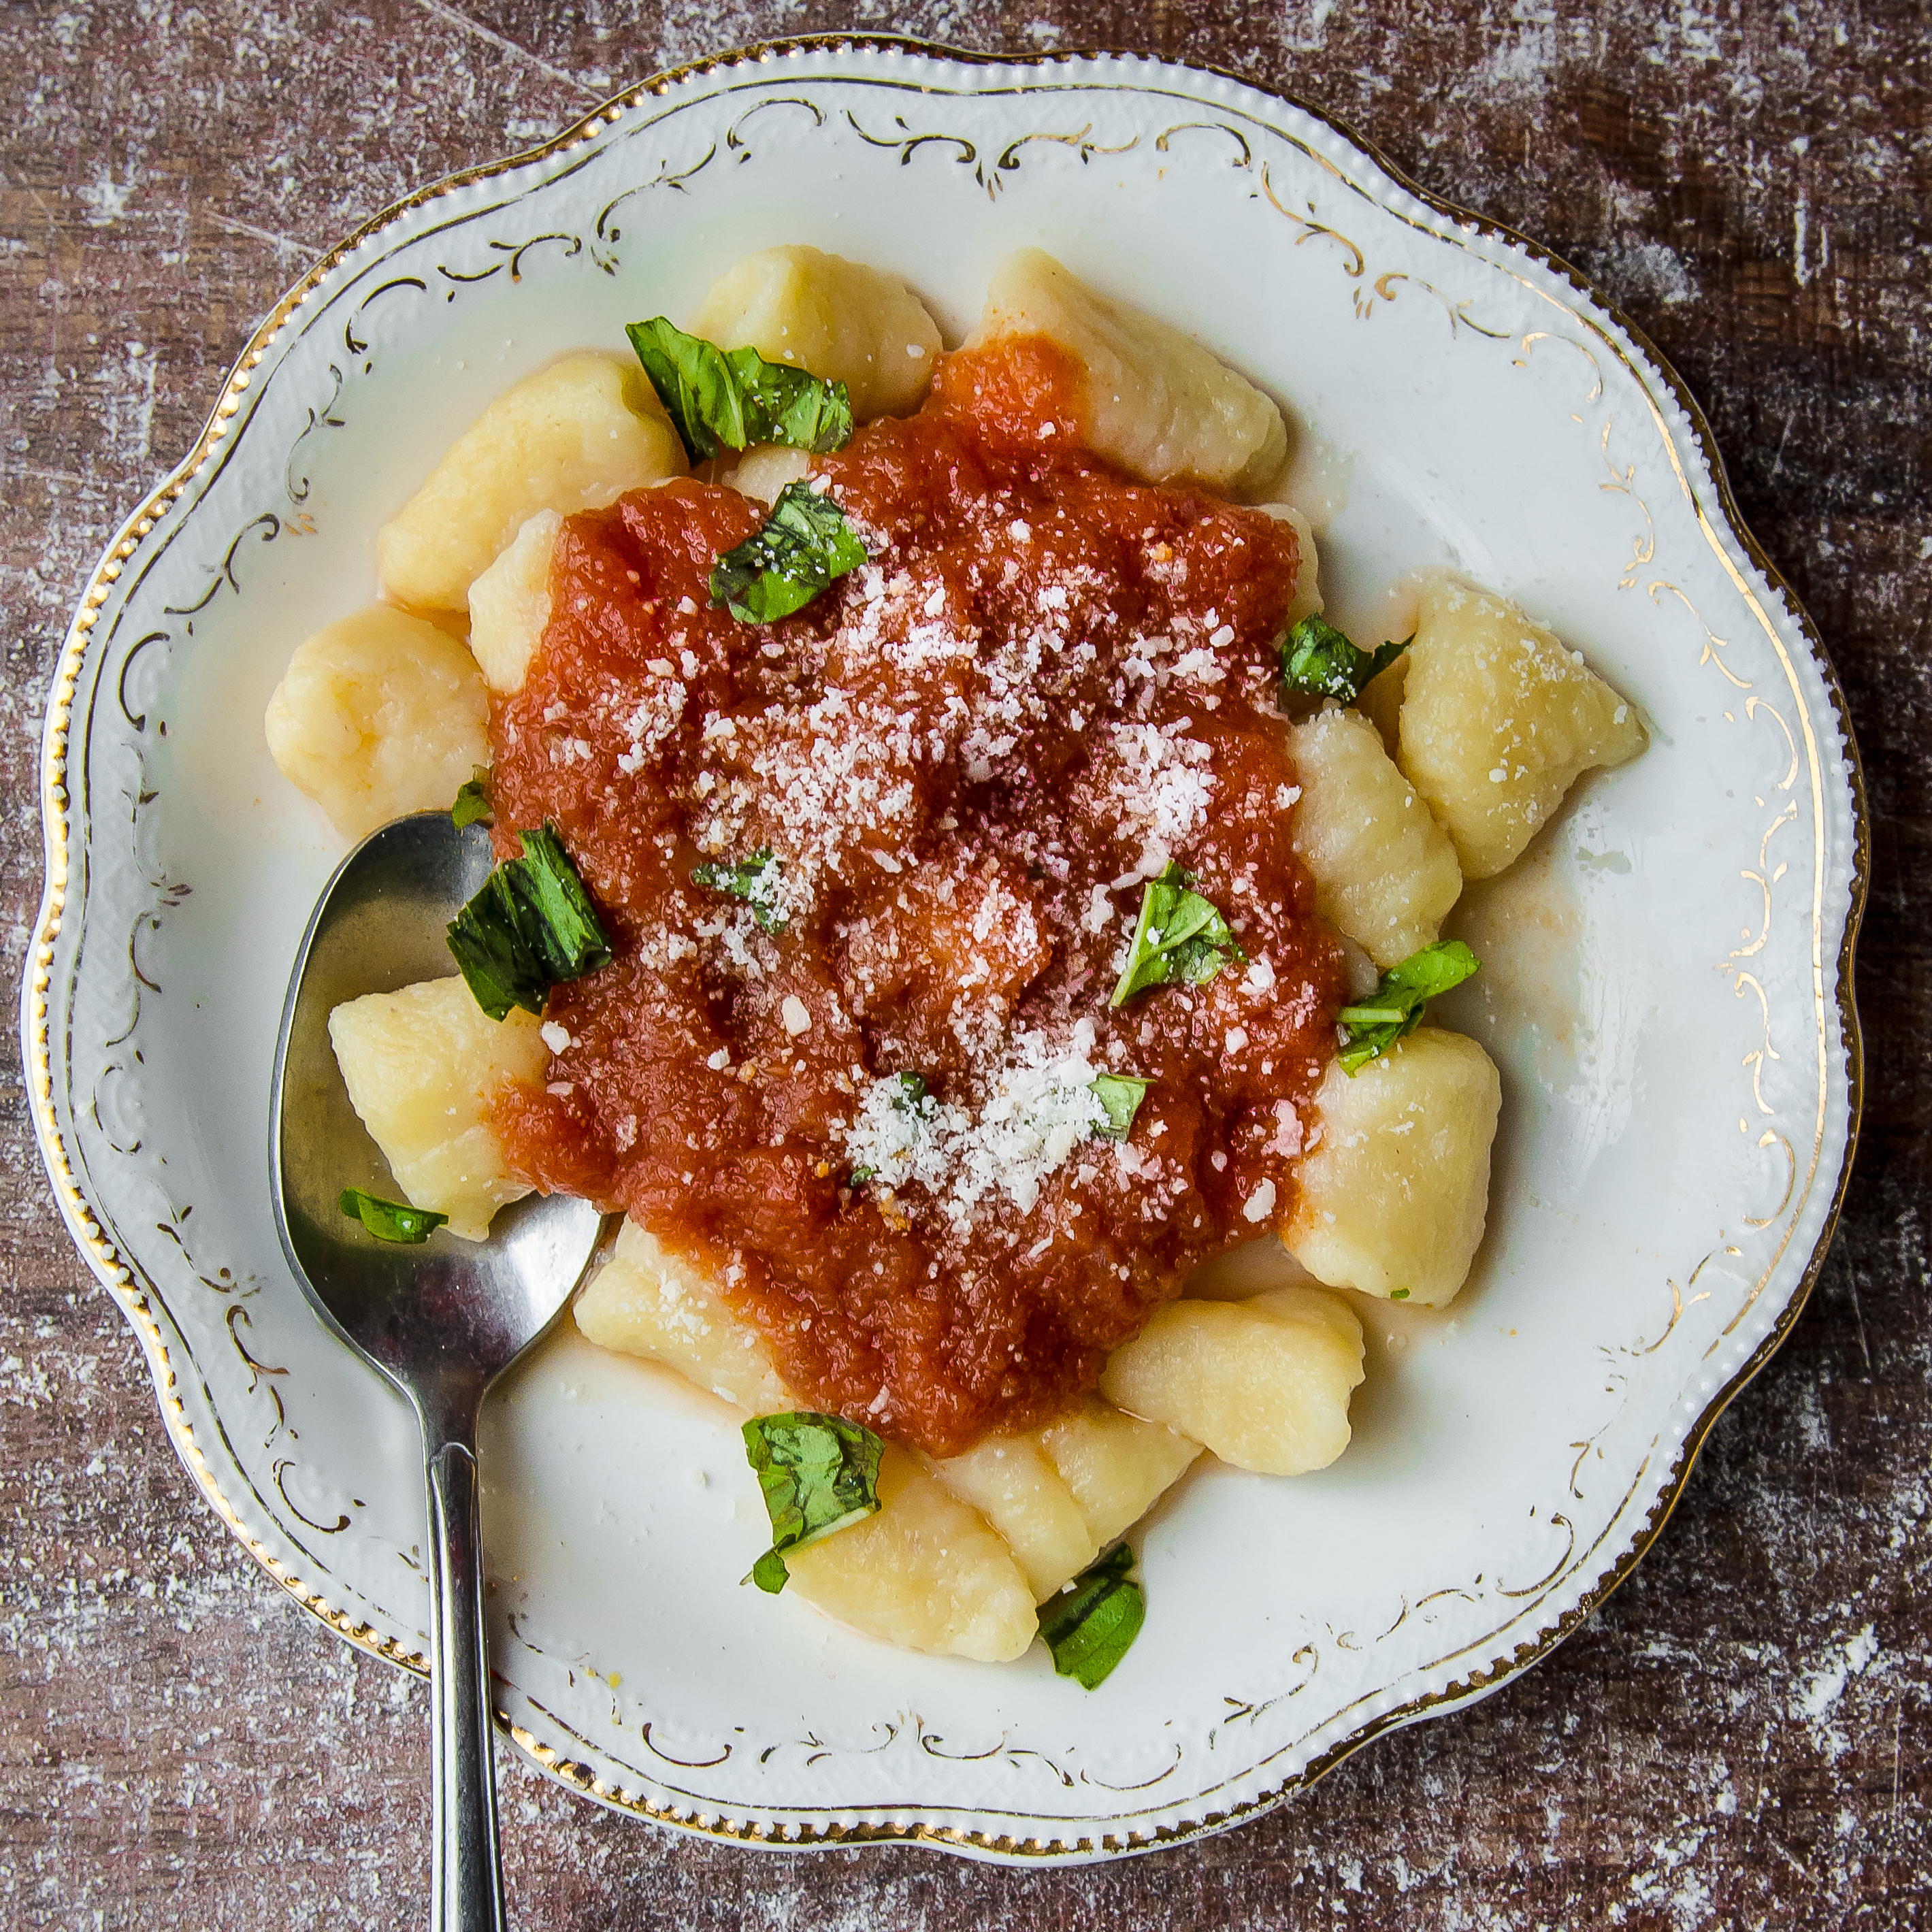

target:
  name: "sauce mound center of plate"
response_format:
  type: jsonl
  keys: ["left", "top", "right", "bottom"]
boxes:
{"left": 489, "top": 338, "right": 1345, "bottom": 1456}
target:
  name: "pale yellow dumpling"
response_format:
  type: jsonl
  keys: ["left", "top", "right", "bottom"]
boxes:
{"left": 1288, "top": 703, "right": 1464, "bottom": 970}
{"left": 970, "top": 248, "right": 1287, "bottom": 493}
{"left": 934, "top": 1433, "right": 1096, "bottom": 1603}
{"left": 1036, "top": 1396, "right": 1202, "bottom": 1549}
{"left": 1397, "top": 576, "right": 1646, "bottom": 879}
{"left": 688, "top": 245, "right": 943, "bottom": 422}
{"left": 935, "top": 1400, "right": 1203, "bottom": 1601}
{"left": 784, "top": 1447, "right": 1038, "bottom": 1663}
{"left": 265, "top": 605, "right": 488, "bottom": 841}
{"left": 1283, "top": 1026, "right": 1501, "bottom": 1305}
{"left": 573, "top": 1217, "right": 793, "bottom": 1415}
{"left": 376, "top": 350, "right": 685, "bottom": 610}
{"left": 576, "top": 1215, "right": 1201, "bottom": 1611}
{"left": 466, "top": 509, "right": 558, "bottom": 696}
{"left": 1099, "top": 1286, "right": 1364, "bottom": 1476}
{"left": 722, "top": 444, "right": 811, "bottom": 506}
{"left": 1256, "top": 503, "right": 1324, "bottom": 628}
{"left": 328, "top": 977, "right": 547, "bottom": 1240}
{"left": 1356, "top": 654, "right": 1407, "bottom": 756}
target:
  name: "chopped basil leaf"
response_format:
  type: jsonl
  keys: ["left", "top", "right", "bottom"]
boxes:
{"left": 741, "top": 1411, "right": 885, "bottom": 1594}
{"left": 1278, "top": 614, "right": 1412, "bottom": 706}
{"left": 446, "top": 821, "right": 614, "bottom": 1021}
{"left": 338, "top": 1188, "right": 447, "bottom": 1244}
{"left": 749, "top": 1548, "right": 792, "bottom": 1594}
{"left": 1038, "top": 1542, "right": 1145, "bottom": 1689}
{"left": 691, "top": 849, "right": 787, "bottom": 931}
{"left": 1391, "top": 1288, "right": 1411, "bottom": 1300}
{"left": 1090, "top": 1073, "right": 1150, "bottom": 1140}
{"left": 848, "top": 1166, "right": 876, "bottom": 1187}
{"left": 625, "top": 317, "right": 855, "bottom": 465}
{"left": 710, "top": 480, "right": 867, "bottom": 625}
{"left": 450, "top": 765, "right": 493, "bottom": 830}
{"left": 1109, "top": 863, "right": 1245, "bottom": 1008}
{"left": 1336, "top": 940, "right": 1480, "bottom": 1073}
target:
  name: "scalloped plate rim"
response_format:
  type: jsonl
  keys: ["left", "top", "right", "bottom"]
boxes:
{"left": 23, "top": 32, "right": 1867, "bottom": 1865}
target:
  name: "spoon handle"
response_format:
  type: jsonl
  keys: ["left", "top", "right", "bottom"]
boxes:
{"left": 427, "top": 1432, "right": 507, "bottom": 1932}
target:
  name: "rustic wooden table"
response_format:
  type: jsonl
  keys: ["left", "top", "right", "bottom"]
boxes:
{"left": 3, "top": 3, "right": 1925, "bottom": 1925}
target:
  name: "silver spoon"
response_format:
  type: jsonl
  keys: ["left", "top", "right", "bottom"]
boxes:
{"left": 269, "top": 810, "right": 604, "bottom": 1931}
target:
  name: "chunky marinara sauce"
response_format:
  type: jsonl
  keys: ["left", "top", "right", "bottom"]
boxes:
{"left": 489, "top": 338, "right": 1347, "bottom": 1457}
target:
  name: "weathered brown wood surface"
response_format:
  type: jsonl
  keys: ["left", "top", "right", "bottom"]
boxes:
{"left": 1, "top": 3, "right": 1925, "bottom": 1925}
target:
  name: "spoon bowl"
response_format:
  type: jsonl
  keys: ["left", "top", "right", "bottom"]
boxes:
{"left": 272, "top": 811, "right": 603, "bottom": 1398}
{"left": 270, "top": 809, "right": 604, "bottom": 1931}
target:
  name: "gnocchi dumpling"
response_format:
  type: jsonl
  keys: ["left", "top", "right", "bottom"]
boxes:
{"left": 575, "top": 1221, "right": 1038, "bottom": 1659}
{"left": 328, "top": 977, "right": 547, "bottom": 1240}
{"left": 970, "top": 248, "right": 1287, "bottom": 494}
{"left": 935, "top": 1432, "right": 1097, "bottom": 1603}
{"left": 572, "top": 1217, "right": 793, "bottom": 1415}
{"left": 1397, "top": 576, "right": 1646, "bottom": 879}
{"left": 888, "top": 1396, "right": 1201, "bottom": 1612}
{"left": 1283, "top": 1026, "right": 1501, "bottom": 1306}
{"left": 783, "top": 1447, "right": 1038, "bottom": 1663}
{"left": 1182, "top": 1232, "right": 1323, "bottom": 1302}
{"left": 466, "top": 509, "right": 558, "bottom": 696}
{"left": 1356, "top": 653, "right": 1407, "bottom": 756}
{"left": 265, "top": 605, "right": 489, "bottom": 841}
{"left": 721, "top": 444, "right": 811, "bottom": 506}
{"left": 1036, "top": 1396, "right": 1202, "bottom": 1549}
{"left": 1288, "top": 703, "right": 1464, "bottom": 970}
{"left": 687, "top": 244, "right": 944, "bottom": 423}
{"left": 1099, "top": 1286, "right": 1364, "bottom": 1476}
{"left": 377, "top": 350, "right": 686, "bottom": 611}
{"left": 1256, "top": 502, "right": 1324, "bottom": 628}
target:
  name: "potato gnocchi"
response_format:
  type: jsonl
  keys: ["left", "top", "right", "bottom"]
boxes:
{"left": 466, "top": 510, "right": 559, "bottom": 697}
{"left": 327, "top": 977, "right": 547, "bottom": 1241}
{"left": 687, "top": 244, "right": 944, "bottom": 423}
{"left": 272, "top": 244, "right": 1646, "bottom": 1676}
{"left": 1283, "top": 1028, "right": 1503, "bottom": 1307}
{"left": 1287, "top": 703, "right": 1462, "bottom": 970}
{"left": 1100, "top": 1286, "right": 1366, "bottom": 1476}
{"left": 376, "top": 350, "right": 686, "bottom": 611}
{"left": 265, "top": 606, "right": 489, "bottom": 841}
{"left": 1398, "top": 575, "right": 1646, "bottom": 879}
{"left": 970, "top": 247, "right": 1287, "bottom": 493}
{"left": 569, "top": 1211, "right": 1213, "bottom": 1657}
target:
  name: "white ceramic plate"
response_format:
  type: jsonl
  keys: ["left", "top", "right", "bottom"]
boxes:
{"left": 28, "top": 38, "right": 1865, "bottom": 1862}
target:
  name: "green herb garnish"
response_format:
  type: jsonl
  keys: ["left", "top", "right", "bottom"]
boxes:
{"left": 691, "top": 849, "right": 787, "bottom": 930}
{"left": 710, "top": 480, "right": 867, "bottom": 625}
{"left": 1336, "top": 940, "right": 1481, "bottom": 1073}
{"left": 626, "top": 317, "right": 855, "bottom": 465}
{"left": 1090, "top": 1074, "right": 1150, "bottom": 1141}
{"left": 446, "top": 822, "right": 614, "bottom": 1021}
{"left": 1278, "top": 614, "right": 1411, "bottom": 707}
{"left": 450, "top": 765, "right": 493, "bottom": 830}
{"left": 741, "top": 1411, "right": 886, "bottom": 1594}
{"left": 1109, "top": 863, "right": 1244, "bottom": 1008}
{"left": 338, "top": 1188, "right": 447, "bottom": 1244}
{"left": 1038, "top": 1543, "right": 1145, "bottom": 1690}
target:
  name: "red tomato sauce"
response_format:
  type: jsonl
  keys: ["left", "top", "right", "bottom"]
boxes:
{"left": 489, "top": 338, "right": 1346, "bottom": 1456}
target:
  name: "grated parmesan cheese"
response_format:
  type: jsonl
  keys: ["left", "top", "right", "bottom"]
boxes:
{"left": 840, "top": 1021, "right": 1115, "bottom": 1226}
